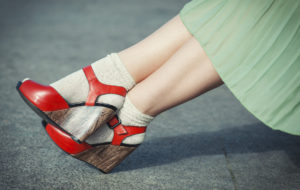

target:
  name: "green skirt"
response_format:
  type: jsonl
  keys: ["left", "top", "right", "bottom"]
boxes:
{"left": 180, "top": 0, "right": 300, "bottom": 135}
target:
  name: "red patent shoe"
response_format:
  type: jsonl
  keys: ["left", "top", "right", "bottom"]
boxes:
{"left": 43, "top": 116, "right": 147, "bottom": 173}
{"left": 17, "top": 65, "right": 127, "bottom": 143}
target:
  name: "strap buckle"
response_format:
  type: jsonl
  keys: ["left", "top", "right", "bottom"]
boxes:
{"left": 108, "top": 116, "right": 121, "bottom": 129}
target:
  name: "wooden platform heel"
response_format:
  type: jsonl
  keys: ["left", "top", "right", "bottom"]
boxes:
{"left": 16, "top": 65, "right": 127, "bottom": 143}
{"left": 43, "top": 116, "right": 147, "bottom": 173}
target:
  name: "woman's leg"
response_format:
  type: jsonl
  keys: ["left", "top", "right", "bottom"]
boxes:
{"left": 103, "top": 37, "right": 223, "bottom": 161}
{"left": 49, "top": 15, "right": 192, "bottom": 106}
{"left": 70, "top": 37, "right": 223, "bottom": 170}
{"left": 128, "top": 37, "right": 224, "bottom": 116}
{"left": 118, "top": 15, "right": 192, "bottom": 83}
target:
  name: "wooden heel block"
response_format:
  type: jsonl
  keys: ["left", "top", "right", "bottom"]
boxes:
{"left": 73, "top": 144, "right": 137, "bottom": 173}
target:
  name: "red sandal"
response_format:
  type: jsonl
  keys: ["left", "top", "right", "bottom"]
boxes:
{"left": 17, "top": 65, "right": 127, "bottom": 143}
{"left": 43, "top": 116, "right": 147, "bottom": 173}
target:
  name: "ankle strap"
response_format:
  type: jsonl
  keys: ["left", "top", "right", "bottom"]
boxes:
{"left": 108, "top": 117, "right": 147, "bottom": 146}
{"left": 83, "top": 65, "right": 127, "bottom": 106}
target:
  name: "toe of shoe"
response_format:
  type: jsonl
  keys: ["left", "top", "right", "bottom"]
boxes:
{"left": 17, "top": 79, "right": 69, "bottom": 111}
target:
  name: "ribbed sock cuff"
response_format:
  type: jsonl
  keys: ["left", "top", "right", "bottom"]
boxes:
{"left": 91, "top": 53, "right": 135, "bottom": 91}
{"left": 119, "top": 96, "right": 154, "bottom": 126}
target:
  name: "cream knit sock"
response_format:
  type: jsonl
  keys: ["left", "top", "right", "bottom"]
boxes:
{"left": 50, "top": 53, "right": 135, "bottom": 109}
{"left": 86, "top": 96, "right": 154, "bottom": 145}
{"left": 118, "top": 96, "right": 154, "bottom": 126}
{"left": 119, "top": 96, "right": 153, "bottom": 144}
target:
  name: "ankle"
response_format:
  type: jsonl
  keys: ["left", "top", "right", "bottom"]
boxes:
{"left": 127, "top": 93, "right": 159, "bottom": 117}
{"left": 119, "top": 96, "right": 154, "bottom": 127}
{"left": 92, "top": 53, "right": 135, "bottom": 91}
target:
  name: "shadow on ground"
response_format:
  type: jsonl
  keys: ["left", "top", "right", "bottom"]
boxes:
{"left": 115, "top": 123, "right": 300, "bottom": 172}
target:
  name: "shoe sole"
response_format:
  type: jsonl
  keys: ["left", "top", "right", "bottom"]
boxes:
{"left": 42, "top": 121, "right": 137, "bottom": 173}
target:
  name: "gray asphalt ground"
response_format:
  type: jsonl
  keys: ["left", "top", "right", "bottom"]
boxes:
{"left": 0, "top": 0, "right": 300, "bottom": 189}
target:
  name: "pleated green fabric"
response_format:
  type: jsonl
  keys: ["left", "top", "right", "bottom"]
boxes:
{"left": 180, "top": 0, "right": 300, "bottom": 135}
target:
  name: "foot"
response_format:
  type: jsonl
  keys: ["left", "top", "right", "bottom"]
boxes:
{"left": 42, "top": 96, "right": 154, "bottom": 173}
{"left": 17, "top": 53, "right": 135, "bottom": 142}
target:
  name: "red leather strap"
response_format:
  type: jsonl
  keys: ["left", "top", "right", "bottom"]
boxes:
{"left": 109, "top": 117, "right": 128, "bottom": 135}
{"left": 82, "top": 65, "right": 127, "bottom": 106}
{"left": 112, "top": 125, "right": 147, "bottom": 146}
{"left": 108, "top": 117, "right": 147, "bottom": 146}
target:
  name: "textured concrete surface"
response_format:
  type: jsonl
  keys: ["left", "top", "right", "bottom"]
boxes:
{"left": 0, "top": 0, "right": 300, "bottom": 189}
